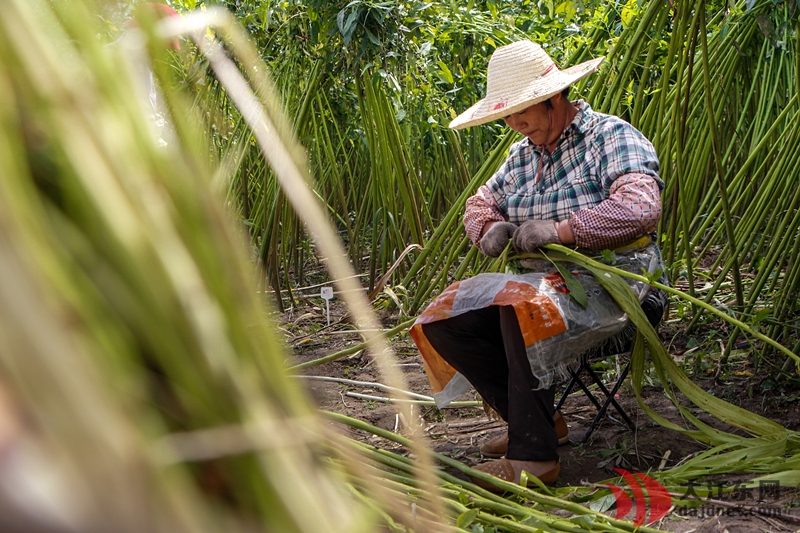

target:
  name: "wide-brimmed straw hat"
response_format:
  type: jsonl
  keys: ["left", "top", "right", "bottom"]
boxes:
{"left": 449, "top": 40, "right": 604, "bottom": 130}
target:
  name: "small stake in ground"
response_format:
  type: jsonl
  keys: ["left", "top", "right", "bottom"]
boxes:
{"left": 320, "top": 286, "right": 333, "bottom": 326}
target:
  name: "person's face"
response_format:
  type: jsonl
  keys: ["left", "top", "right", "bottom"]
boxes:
{"left": 503, "top": 102, "right": 552, "bottom": 145}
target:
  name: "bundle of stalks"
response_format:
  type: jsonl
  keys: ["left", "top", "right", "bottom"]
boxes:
{"left": 582, "top": 0, "right": 800, "bottom": 364}
{"left": 0, "top": 1, "right": 434, "bottom": 531}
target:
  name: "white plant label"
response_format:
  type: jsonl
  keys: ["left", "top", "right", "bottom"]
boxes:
{"left": 320, "top": 286, "right": 334, "bottom": 325}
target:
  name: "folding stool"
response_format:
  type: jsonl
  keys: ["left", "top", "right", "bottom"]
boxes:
{"left": 554, "top": 289, "right": 666, "bottom": 445}
{"left": 554, "top": 350, "right": 636, "bottom": 444}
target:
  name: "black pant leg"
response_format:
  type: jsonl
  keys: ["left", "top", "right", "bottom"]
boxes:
{"left": 421, "top": 306, "right": 559, "bottom": 462}
{"left": 499, "top": 306, "right": 558, "bottom": 462}
{"left": 421, "top": 306, "right": 511, "bottom": 420}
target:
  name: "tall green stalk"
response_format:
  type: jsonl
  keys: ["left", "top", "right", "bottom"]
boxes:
{"left": 698, "top": 1, "right": 743, "bottom": 309}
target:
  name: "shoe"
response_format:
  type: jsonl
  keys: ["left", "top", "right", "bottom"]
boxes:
{"left": 480, "top": 411, "right": 569, "bottom": 458}
{"left": 470, "top": 458, "right": 560, "bottom": 492}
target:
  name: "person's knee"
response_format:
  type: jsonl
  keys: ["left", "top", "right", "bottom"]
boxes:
{"left": 423, "top": 307, "right": 501, "bottom": 342}
{"left": 420, "top": 321, "right": 449, "bottom": 346}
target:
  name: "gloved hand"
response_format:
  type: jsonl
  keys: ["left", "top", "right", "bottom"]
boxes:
{"left": 512, "top": 220, "right": 561, "bottom": 253}
{"left": 480, "top": 222, "right": 517, "bottom": 257}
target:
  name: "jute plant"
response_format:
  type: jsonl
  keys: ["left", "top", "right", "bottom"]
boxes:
{"left": 0, "top": 2, "right": 720, "bottom": 532}
{"left": 584, "top": 0, "right": 800, "bottom": 365}
{"left": 0, "top": 1, "right": 446, "bottom": 531}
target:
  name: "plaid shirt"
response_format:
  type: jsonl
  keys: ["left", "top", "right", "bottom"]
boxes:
{"left": 464, "top": 101, "right": 663, "bottom": 249}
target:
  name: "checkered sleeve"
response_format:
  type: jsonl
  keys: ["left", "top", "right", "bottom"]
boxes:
{"left": 570, "top": 174, "right": 661, "bottom": 249}
{"left": 593, "top": 120, "right": 661, "bottom": 190}
{"left": 464, "top": 185, "right": 507, "bottom": 246}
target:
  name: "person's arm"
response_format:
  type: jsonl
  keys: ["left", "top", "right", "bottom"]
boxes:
{"left": 464, "top": 140, "right": 535, "bottom": 248}
{"left": 561, "top": 173, "right": 661, "bottom": 249}
{"left": 463, "top": 185, "right": 507, "bottom": 248}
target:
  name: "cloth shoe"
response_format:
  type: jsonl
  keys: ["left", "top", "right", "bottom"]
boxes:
{"left": 480, "top": 411, "right": 568, "bottom": 458}
{"left": 470, "top": 458, "right": 560, "bottom": 492}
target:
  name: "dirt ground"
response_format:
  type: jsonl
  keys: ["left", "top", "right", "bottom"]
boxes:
{"left": 284, "top": 300, "right": 800, "bottom": 533}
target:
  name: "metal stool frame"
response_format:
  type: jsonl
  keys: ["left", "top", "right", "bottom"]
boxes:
{"left": 555, "top": 353, "right": 636, "bottom": 445}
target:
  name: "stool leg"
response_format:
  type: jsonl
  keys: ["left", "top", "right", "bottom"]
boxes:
{"left": 556, "top": 360, "right": 637, "bottom": 445}
{"left": 571, "top": 367, "right": 604, "bottom": 412}
{"left": 555, "top": 370, "right": 581, "bottom": 412}
{"left": 576, "top": 363, "right": 635, "bottom": 444}
{"left": 584, "top": 364, "right": 635, "bottom": 430}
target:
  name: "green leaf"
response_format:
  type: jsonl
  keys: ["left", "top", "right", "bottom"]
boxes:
{"left": 456, "top": 509, "right": 479, "bottom": 528}
{"left": 587, "top": 493, "right": 616, "bottom": 513}
{"left": 336, "top": 8, "right": 347, "bottom": 34}
{"left": 645, "top": 268, "right": 663, "bottom": 284}
{"left": 340, "top": 7, "right": 361, "bottom": 45}
{"left": 753, "top": 308, "right": 770, "bottom": 324}
{"left": 364, "top": 27, "right": 380, "bottom": 46}
{"left": 553, "top": 262, "right": 588, "bottom": 308}
{"left": 600, "top": 249, "right": 616, "bottom": 264}
{"left": 569, "top": 514, "right": 596, "bottom": 528}
{"left": 436, "top": 61, "right": 454, "bottom": 84}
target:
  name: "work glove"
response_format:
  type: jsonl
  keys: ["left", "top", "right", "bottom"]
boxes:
{"left": 479, "top": 222, "right": 517, "bottom": 257}
{"left": 512, "top": 220, "right": 561, "bottom": 253}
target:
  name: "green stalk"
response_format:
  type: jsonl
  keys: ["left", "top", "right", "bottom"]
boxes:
{"left": 323, "top": 412, "right": 668, "bottom": 533}
{"left": 543, "top": 245, "right": 800, "bottom": 365}
{"left": 662, "top": 0, "right": 692, "bottom": 268}
{"left": 698, "top": 1, "right": 743, "bottom": 309}
{"left": 400, "top": 132, "right": 515, "bottom": 292}
{"left": 598, "top": 0, "right": 665, "bottom": 117}
{"left": 631, "top": 6, "right": 669, "bottom": 127}
{"left": 289, "top": 317, "right": 416, "bottom": 371}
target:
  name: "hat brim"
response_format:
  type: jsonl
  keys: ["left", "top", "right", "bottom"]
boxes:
{"left": 449, "top": 56, "right": 604, "bottom": 130}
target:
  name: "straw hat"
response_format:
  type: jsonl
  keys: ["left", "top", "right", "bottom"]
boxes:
{"left": 449, "top": 40, "right": 604, "bottom": 130}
